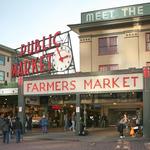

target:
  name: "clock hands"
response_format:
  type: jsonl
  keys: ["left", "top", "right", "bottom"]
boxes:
{"left": 56, "top": 47, "right": 63, "bottom": 62}
{"left": 56, "top": 47, "right": 70, "bottom": 62}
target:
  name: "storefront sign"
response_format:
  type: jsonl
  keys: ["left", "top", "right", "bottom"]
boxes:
{"left": 0, "top": 88, "right": 18, "bottom": 95}
{"left": 81, "top": 3, "right": 150, "bottom": 23}
{"left": 24, "top": 73, "right": 143, "bottom": 95}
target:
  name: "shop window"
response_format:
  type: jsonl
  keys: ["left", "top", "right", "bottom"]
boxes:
{"left": 98, "top": 36, "right": 117, "bottom": 55}
{"left": 99, "top": 64, "right": 119, "bottom": 72}
{"left": 0, "top": 71, "right": 5, "bottom": 81}
{"left": 0, "top": 55, "right": 5, "bottom": 65}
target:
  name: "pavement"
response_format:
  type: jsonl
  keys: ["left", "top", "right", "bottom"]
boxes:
{"left": 18, "top": 127, "right": 150, "bottom": 144}
{"left": 1, "top": 127, "right": 150, "bottom": 150}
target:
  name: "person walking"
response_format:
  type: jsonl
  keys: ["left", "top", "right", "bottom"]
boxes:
{"left": 14, "top": 117, "right": 23, "bottom": 143}
{"left": 40, "top": 115, "right": 48, "bottom": 133}
{"left": 69, "top": 112, "right": 76, "bottom": 132}
{"left": 2, "top": 117, "right": 11, "bottom": 144}
{"left": 117, "top": 115, "right": 127, "bottom": 138}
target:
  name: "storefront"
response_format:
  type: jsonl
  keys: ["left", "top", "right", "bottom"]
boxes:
{"left": 19, "top": 68, "right": 145, "bottom": 133}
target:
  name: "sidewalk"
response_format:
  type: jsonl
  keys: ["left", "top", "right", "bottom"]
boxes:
{"left": 22, "top": 127, "right": 149, "bottom": 143}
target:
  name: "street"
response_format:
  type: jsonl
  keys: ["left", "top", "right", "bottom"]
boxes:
{"left": 0, "top": 133, "right": 150, "bottom": 150}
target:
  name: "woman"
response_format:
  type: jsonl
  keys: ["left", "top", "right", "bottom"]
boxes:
{"left": 117, "top": 115, "right": 127, "bottom": 138}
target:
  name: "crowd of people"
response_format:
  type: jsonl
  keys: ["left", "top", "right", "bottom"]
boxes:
{"left": 0, "top": 113, "right": 23, "bottom": 144}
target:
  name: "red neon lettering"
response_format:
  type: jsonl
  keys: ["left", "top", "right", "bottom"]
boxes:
{"left": 47, "top": 82, "right": 54, "bottom": 91}
{"left": 18, "top": 62, "right": 24, "bottom": 76}
{"left": 20, "top": 44, "right": 26, "bottom": 56}
{"left": 39, "top": 55, "right": 45, "bottom": 73}
{"left": 35, "top": 39, "right": 41, "bottom": 53}
{"left": 27, "top": 42, "right": 33, "bottom": 55}
{"left": 93, "top": 79, "right": 102, "bottom": 89}
{"left": 55, "top": 81, "right": 61, "bottom": 91}
{"left": 103, "top": 78, "right": 111, "bottom": 88}
{"left": 42, "top": 36, "right": 48, "bottom": 51}
{"left": 27, "top": 83, "right": 32, "bottom": 92}
{"left": 131, "top": 76, "right": 138, "bottom": 87}
{"left": 112, "top": 77, "right": 119, "bottom": 88}
{"left": 32, "top": 83, "right": 39, "bottom": 92}
{"left": 40, "top": 82, "right": 46, "bottom": 91}
{"left": 70, "top": 80, "right": 76, "bottom": 90}
{"left": 53, "top": 31, "right": 61, "bottom": 47}
{"left": 48, "top": 34, "right": 52, "bottom": 49}
{"left": 11, "top": 64, "right": 18, "bottom": 77}
{"left": 24, "top": 60, "right": 31, "bottom": 75}
{"left": 62, "top": 81, "right": 69, "bottom": 91}
{"left": 46, "top": 53, "right": 52, "bottom": 70}
{"left": 84, "top": 79, "right": 92, "bottom": 89}
{"left": 31, "top": 41, "right": 34, "bottom": 54}
{"left": 31, "top": 58, "right": 38, "bottom": 74}
{"left": 123, "top": 77, "right": 130, "bottom": 87}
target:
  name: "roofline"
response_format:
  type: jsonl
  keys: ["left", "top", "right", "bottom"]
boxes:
{"left": 68, "top": 15, "right": 150, "bottom": 34}
{"left": 0, "top": 44, "right": 16, "bottom": 54}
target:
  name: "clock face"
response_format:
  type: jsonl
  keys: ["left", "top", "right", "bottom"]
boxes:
{"left": 52, "top": 45, "right": 72, "bottom": 71}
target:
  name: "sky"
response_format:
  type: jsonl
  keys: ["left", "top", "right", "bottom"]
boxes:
{"left": 0, "top": 0, "right": 150, "bottom": 71}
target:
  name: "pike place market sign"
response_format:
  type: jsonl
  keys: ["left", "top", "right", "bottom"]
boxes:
{"left": 24, "top": 73, "right": 143, "bottom": 95}
{"left": 12, "top": 31, "right": 73, "bottom": 77}
{"left": 81, "top": 3, "right": 150, "bottom": 23}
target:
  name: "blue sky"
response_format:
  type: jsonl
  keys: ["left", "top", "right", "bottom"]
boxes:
{"left": 0, "top": 0, "right": 150, "bottom": 70}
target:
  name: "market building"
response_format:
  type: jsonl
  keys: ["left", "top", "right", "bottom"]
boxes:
{"left": 68, "top": 2, "right": 150, "bottom": 137}
{"left": 0, "top": 2, "right": 150, "bottom": 138}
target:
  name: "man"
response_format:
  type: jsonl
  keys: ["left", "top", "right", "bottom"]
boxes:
{"left": 14, "top": 117, "right": 23, "bottom": 143}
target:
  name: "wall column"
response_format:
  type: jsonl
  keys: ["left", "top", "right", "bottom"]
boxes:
{"left": 18, "top": 77, "right": 25, "bottom": 133}
{"left": 143, "top": 67, "right": 150, "bottom": 138}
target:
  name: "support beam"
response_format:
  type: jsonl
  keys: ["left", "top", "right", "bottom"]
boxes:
{"left": 18, "top": 77, "right": 25, "bottom": 133}
{"left": 75, "top": 93, "right": 80, "bottom": 135}
{"left": 143, "top": 67, "right": 150, "bottom": 138}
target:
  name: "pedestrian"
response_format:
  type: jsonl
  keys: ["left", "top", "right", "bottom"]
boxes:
{"left": 0, "top": 113, "right": 5, "bottom": 130}
{"left": 2, "top": 116, "right": 11, "bottom": 144}
{"left": 40, "top": 115, "right": 48, "bottom": 133}
{"left": 26, "top": 114, "right": 32, "bottom": 131}
{"left": 101, "top": 114, "right": 107, "bottom": 128}
{"left": 117, "top": 115, "right": 127, "bottom": 138}
{"left": 69, "top": 112, "right": 76, "bottom": 132}
{"left": 14, "top": 117, "right": 23, "bottom": 143}
{"left": 64, "top": 113, "right": 68, "bottom": 131}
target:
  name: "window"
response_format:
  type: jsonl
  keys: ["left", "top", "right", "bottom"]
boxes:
{"left": 7, "top": 56, "right": 9, "bottom": 62}
{"left": 146, "top": 62, "right": 150, "bottom": 66}
{"left": 146, "top": 33, "right": 150, "bottom": 51}
{"left": 99, "top": 36, "right": 117, "bottom": 55}
{"left": 0, "top": 71, "right": 5, "bottom": 81}
{"left": 0, "top": 55, "right": 5, "bottom": 65}
{"left": 99, "top": 64, "right": 119, "bottom": 72}
{"left": 7, "top": 72, "right": 9, "bottom": 77}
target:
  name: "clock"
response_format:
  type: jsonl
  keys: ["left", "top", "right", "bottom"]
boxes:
{"left": 52, "top": 45, "right": 72, "bottom": 71}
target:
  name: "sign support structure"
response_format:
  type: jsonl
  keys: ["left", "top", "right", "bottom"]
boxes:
{"left": 18, "top": 76, "right": 25, "bottom": 133}
{"left": 143, "top": 67, "right": 150, "bottom": 138}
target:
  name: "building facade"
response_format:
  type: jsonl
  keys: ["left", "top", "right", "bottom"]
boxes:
{"left": 68, "top": 3, "right": 150, "bottom": 128}
{"left": 0, "top": 44, "right": 16, "bottom": 84}
{"left": 69, "top": 3, "right": 150, "bottom": 72}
